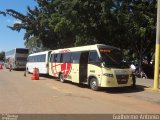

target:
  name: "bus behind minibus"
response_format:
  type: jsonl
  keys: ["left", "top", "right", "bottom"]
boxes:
{"left": 26, "top": 51, "right": 51, "bottom": 74}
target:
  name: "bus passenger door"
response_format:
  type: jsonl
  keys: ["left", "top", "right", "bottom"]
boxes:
{"left": 71, "top": 52, "right": 81, "bottom": 83}
{"left": 79, "top": 52, "right": 89, "bottom": 83}
{"left": 88, "top": 51, "right": 102, "bottom": 84}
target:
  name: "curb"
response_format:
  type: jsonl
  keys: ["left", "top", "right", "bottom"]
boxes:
{"left": 143, "top": 87, "right": 160, "bottom": 92}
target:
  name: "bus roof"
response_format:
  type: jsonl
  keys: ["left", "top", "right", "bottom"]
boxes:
{"left": 28, "top": 50, "right": 51, "bottom": 56}
{"left": 5, "top": 48, "right": 29, "bottom": 58}
{"left": 51, "top": 44, "right": 120, "bottom": 54}
{"left": 5, "top": 48, "right": 28, "bottom": 52}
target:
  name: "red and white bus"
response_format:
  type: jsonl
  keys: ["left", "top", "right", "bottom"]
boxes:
{"left": 49, "top": 44, "right": 132, "bottom": 90}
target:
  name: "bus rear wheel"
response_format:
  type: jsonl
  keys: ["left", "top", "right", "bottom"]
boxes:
{"left": 60, "top": 73, "right": 65, "bottom": 83}
{"left": 90, "top": 78, "right": 99, "bottom": 91}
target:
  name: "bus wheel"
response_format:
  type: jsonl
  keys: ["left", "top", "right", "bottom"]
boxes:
{"left": 90, "top": 78, "right": 99, "bottom": 91}
{"left": 60, "top": 73, "right": 65, "bottom": 83}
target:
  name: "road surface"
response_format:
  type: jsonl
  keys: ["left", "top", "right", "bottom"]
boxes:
{"left": 0, "top": 68, "right": 160, "bottom": 114}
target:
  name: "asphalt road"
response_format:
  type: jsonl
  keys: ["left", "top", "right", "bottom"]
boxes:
{"left": 0, "top": 68, "right": 160, "bottom": 114}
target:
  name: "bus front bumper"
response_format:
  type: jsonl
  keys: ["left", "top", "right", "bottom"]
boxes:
{"left": 100, "top": 75, "right": 133, "bottom": 88}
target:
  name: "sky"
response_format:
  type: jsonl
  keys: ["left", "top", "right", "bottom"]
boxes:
{"left": 0, "top": 0, "right": 37, "bottom": 52}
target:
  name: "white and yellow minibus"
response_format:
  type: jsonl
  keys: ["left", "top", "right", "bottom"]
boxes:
{"left": 49, "top": 44, "right": 132, "bottom": 90}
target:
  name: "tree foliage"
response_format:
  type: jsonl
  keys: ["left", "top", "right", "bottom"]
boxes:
{"left": 0, "top": 51, "right": 5, "bottom": 61}
{"left": 24, "top": 36, "right": 48, "bottom": 53}
{"left": 1, "top": 0, "right": 157, "bottom": 63}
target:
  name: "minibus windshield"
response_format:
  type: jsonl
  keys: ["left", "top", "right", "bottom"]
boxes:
{"left": 99, "top": 48, "right": 126, "bottom": 68}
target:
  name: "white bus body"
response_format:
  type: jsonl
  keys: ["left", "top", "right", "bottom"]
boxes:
{"left": 26, "top": 51, "right": 51, "bottom": 74}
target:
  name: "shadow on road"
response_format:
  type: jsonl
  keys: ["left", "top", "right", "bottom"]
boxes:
{"left": 25, "top": 73, "right": 55, "bottom": 80}
{"left": 101, "top": 85, "right": 147, "bottom": 94}
{"left": 14, "top": 69, "right": 26, "bottom": 71}
{"left": 56, "top": 80, "right": 147, "bottom": 94}
{"left": 65, "top": 81, "right": 147, "bottom": 94}
{"left": 24, "top": 72, "right": 147, "bottom": 94}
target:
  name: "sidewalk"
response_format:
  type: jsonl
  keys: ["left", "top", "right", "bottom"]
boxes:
{"left": 136, "top": 78, "right": 160, "bottom": 90}
{"left": 131, "top": 78, "right": 160, "bottom": 104}
{"left": 136, "top": 78, "right": 154, "bottom": 88}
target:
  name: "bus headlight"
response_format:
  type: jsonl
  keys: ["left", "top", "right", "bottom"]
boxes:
{"left": 103, "top": 73, "right": 113, "bottom": 77}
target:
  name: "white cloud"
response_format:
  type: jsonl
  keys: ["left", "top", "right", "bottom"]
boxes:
{"left": 13, "top": 19, "right": 22, "bottom": 24}
{"left": 6, "top": 19, "right": 21, "bottom": 25}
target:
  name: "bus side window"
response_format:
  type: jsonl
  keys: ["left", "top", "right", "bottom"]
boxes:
{"left": 35, "top": 55, "right": 38, "bottom": 62}
{"left": 52, "top": 54, "right": 55, "bottom": 62}
{"left": 31, "top": 56, "right": 33, "bottom": 62}
{"left": 33, "top": 56, "right": 35, "bottom": 62}
{"left": 62, "top": 53, "right": 71, "bottom": 63}
{"left": 42, "top": 54, "right": 46, "bottom": 62}
{"left": 56, "top": 53, "right": 61, "bottom": 63}
{"left": 40, "top": 55, "right": 43, "bottom": 62}
{"left": 71, "top": 52, "right": 81, "bottom": 63}
{"left": 89, "top": 51, "right": 100, "bottom": 63}
{"left": 37, "top": 55, "right": 40, "bottom": 62}
{"left": 53, "top": 54, "right": 57, "bottom": 62}
{"left": 50, "top": 54, "right": 54, "bottom": 62}
{"left": 29, "top": 56, "right": 31, "bottom": 62}
{"left": 34, "top": 55, "right": 36, "bottom": 62}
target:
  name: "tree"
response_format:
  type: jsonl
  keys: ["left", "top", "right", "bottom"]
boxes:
{"left": 1, "top": 0, "right": 157, "bottom": 65}
{"left": 0, "top": 11, "right": 6, "bottom": 16}
{"left": 0, "top": 51, "right": 5, "bottom": 61}
{"left": 5, "top": 0, "right": 74, "bottom": 49}
{"left": 24, "top": 37, "right": 47, "bottom": 53}
{"left": 126, "top": 0, "right": 156, "bottom": 66}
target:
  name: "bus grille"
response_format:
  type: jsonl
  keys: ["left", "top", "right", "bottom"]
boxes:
{"left": 116, "top": 75, "right": 129, "bottom": 84}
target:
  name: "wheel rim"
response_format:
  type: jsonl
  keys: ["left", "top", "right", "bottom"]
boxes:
{"left": 60, "top": 74, "right": 64, "bottom": 82}
{"left": 91, "top": 80, "right": 97, "bottom": 89}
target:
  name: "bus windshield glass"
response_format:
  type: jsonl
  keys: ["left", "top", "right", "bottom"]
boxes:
{"left": 16, "top": 57, "right": 28, "bottom": 61}
{"left": 16, "top": 49, "right": 29, "bottom": 54}
{"left": 99, "top": 48, "right": 126, "bottom": 68}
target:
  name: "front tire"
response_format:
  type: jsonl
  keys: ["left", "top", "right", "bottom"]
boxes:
{"left": 90, "top": 78, "right": 99, "bottom": 91}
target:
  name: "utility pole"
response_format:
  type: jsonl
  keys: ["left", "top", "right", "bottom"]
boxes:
{"left": 154, "top": 0, "right": 160, "bottom": 90}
